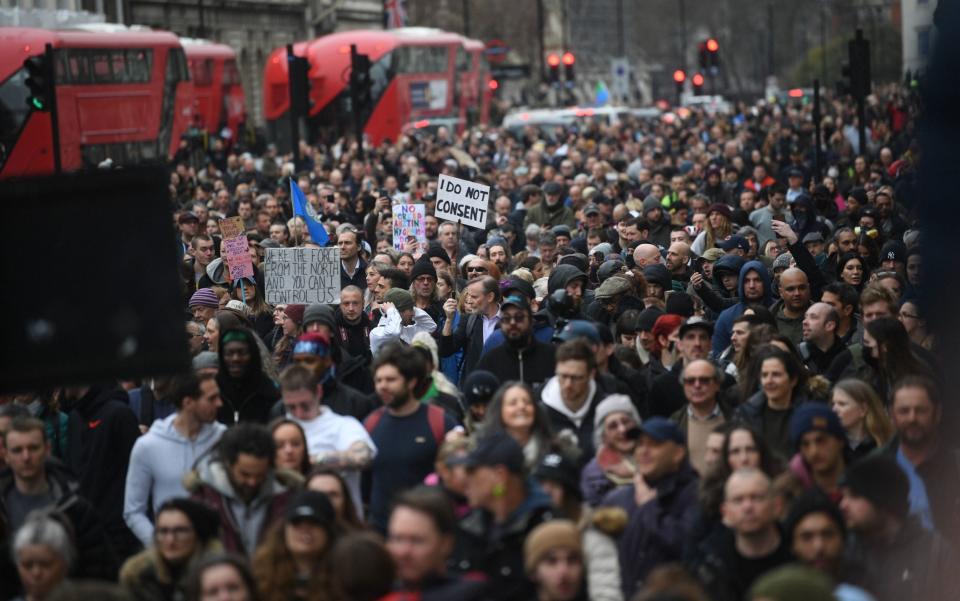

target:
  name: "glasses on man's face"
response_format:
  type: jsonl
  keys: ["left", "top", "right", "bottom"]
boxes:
{"left": 501, "top": 313, "right": 528, "bottom": 324}
{"left": 683, "top": 376, "right": 715, "bottom": 386}
{"left": 467, "top": 266, "right": 487, "bottom": 274}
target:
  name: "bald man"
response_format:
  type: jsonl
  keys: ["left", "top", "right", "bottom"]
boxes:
{"left": 771, "top": 267, "right": 811, "bottom": 345}
{"left": 690, "top": 469, "right": 792, "bottom": 601}
{"left": 666, "top": 242, "right": 692, "bottom": 284}
{"left": 799, "top": 302, "right": 845, "bottom": 375}
{"left": 633, "top": 243, "right": 663, "bottom": 270}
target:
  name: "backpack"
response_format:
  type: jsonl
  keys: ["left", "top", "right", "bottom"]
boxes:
{"left": 364, "top": 404, "right": 446, "bottom": 446}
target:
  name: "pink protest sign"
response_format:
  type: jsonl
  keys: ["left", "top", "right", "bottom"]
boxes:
{"left": 392, "top": 204, "right": 426, "bottom": 252}
{"left": 219, "top": 217, "right": 254, "bottom": 280}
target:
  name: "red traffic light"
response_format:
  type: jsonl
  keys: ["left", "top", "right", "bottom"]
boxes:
{"left": 706, "top": 38, "right": 719, "bottom": 52}
{"left": 562, "top": 52, "right": 575, "bottom": 66}
{"left": 692, "top": 73, "right": 705, "bottom": 87}
{"left": 488, "top": 79, "right": 499, "bottom": 90}
{"left": 547, "top": 53, "right": 561, "bottom": 67}
{"left": 673, "top": 69, "right": 686, "bottom": 83}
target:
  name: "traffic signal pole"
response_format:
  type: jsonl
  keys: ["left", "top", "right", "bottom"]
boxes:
{"left": 286, "top": 44, "right": 301, "bottom": 165}
{"left": 349, "top": 44, "right": 365, "bottom": 161}
{"left": 44, "top": 44, "right": 61, "bottom": 173}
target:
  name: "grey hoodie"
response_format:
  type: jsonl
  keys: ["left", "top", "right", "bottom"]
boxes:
{"left": 123, "top": 414, "right": 226, "bottom": 545}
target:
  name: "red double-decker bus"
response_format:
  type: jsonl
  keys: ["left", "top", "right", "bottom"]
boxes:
{"left": 182, "top": 38, "right": 246, "bottom": 139}
{"left": 0, "top": 26, "right": 192, "bottom": 179}
{"left": 263, "top": 27, "right": 490, "bottom": 149}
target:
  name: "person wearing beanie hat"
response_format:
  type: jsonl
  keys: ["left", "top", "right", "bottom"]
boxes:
{"left": 272, "top": 304, "right": 307, "bottom": 369}
{"left": 369, "top": 288, "right": 437, "bottom": 355}
{"left": 581, "top": 394, "right": 639, "bottom": 506}
{"left": 787, "top": 404, "right": 847, "bottom": 499}
{"left": 664, "top": 291, "right": 695, "bottom": 317}
{"left": 643, "top": 263, "right": 672, "bottom": 299}
{"left": 192, "top": 350, "right": 219, "bottom": 374}
{"left": 839, "top": 455, "right": 954, "bottom": 601}
{"left": 748, "top": 565, "right": 835, "bottom": 601}
{"left": 426, "top": 242, "right": 452, "bottom": 275}
{"left": 879, "top": 239, "right": 907, "bottom": 276}
{"left": 283, "top": 304, "right": 306, "bottom": 327}
{"left": 409, "top": 257, "right": 443, "bottom": 325}
{"left": 189, "top": 288, "right": 221, "bottom": 323}
{"left": 523, "top": 520, "right": 584, "bottom": 601}
{"left": 119, "top": 497, "right": 224, "bottom": 598}
{"left": 460, "top": 370, "right": 500, "bottom": 430}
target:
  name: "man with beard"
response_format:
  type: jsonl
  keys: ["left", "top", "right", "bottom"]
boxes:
{"left": 474, "top": 296, "right": 556, "bottom": 388}
{"left": 338, "top": 226, "right": 367, "bottom": 290}
{"left": 410, "top": 258, "right": 443, "bottom": 324}
{"left": 525, "top": 181, "right": 576, "bottom": 230}
{"left": 486, "top": 237, "right": 512, "bottom": 274}
{"left": 188, "top": 423, "right": 295, "bottom": 556}
{"left": 364, "top": 342, "right": 457, "bottom": 533}
{"left": 880, "top": 377, "right": 960, "bottom": 546}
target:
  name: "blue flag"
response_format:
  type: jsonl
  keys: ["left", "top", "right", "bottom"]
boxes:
{"left": 290, "top": 179, "right": 329, "bottom": 246}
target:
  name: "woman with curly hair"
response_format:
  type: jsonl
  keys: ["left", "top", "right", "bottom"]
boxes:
{"left": 252, "top": 491, "right": 339, "bottom": 601}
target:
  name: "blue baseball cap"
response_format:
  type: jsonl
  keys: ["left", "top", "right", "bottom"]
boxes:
{"left": 556, "top": 319, "right": 601, "bottom": 344}
{"left": 627, "top": 416, "right": 685, "bottom": 445}
{"left": 717, "top": 235, "right": 750, "bottom": 253}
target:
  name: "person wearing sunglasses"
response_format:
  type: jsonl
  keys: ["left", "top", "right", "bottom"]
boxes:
{"left": 670, "top": 359, "right": 734, "bottom": 475}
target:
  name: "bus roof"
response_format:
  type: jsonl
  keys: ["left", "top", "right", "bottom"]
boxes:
{"left": 181, "top": 38, "right": 236, "bottom": 60}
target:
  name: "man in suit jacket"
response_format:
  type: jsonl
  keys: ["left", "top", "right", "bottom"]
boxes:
{"left": 438, "top": 276, "right": 501, "bottom": 382}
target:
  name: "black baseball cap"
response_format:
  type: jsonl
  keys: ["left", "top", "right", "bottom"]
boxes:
{"left": 285, "top": 490, "right": 335, "bottom": 530}
{"left": 460, "top": 432, "right": 525, "bottom": 474}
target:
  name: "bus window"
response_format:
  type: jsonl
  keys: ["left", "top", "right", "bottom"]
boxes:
{"left": 192, "top": 59, "right": 214, "bottom": 86}
{"left": 223, "top": 59, "right": 241, "bottom": 85}
{"left": 0, "top": 68, "right": 30, "bottom": 170}
{"left": 55, "top": 49, "right": 153, "bottom": 84}
{"left": 394, "top": 46, "right": 448, "bottom": 74}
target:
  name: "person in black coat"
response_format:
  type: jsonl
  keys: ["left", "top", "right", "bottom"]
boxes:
{"left": 474, "top": 295, "right": 556, "bottom": 390}
{"left": 216, "top": 327, "right": 280, "bottom": 425}
{"left": 438, "top": 276, "right": 502, "bottom": 382}
{"left": 62, "top": 383, "right": 141, "bottom": 559}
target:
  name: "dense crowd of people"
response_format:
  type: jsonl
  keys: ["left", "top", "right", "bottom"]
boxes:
{"left": 1, "top": 82, "right": 954, "bottom": 601}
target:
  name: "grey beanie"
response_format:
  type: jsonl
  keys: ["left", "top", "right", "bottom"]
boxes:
{"left": 593, "top": 394, "right": 641, "bottom": 449}
{"left": 642, "top": 195, "right": 661, "bottom": 214}
{"left": 304, "top": 303, "right": 336, "bottom": 330}
{"left": 192, "top": 351, "right": 219, "bottom": 371}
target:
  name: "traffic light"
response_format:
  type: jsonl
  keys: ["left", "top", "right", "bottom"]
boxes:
{"left": 547, "top": 52, "right": 560, "bottom": 85}
{"left": 706, "top": 38, "right": 720, "bottom": 68}
{"left": 673, "top": 69, "right": 686, "bottom": 98}
{"left": 562, "top": 52, "right": 575, "bottom": 82}
{"left": 692, "top": 73, "right": 704, "bottom": 94}
{"left": 848, "top": 30, "right": 871, "bottom": 99}
{"left": 288, "top": 54, "right": 312, "bottom": 118}
{"left": 698, "top": 42, "right": 708, "bottom": 70}
{"left": 24, "top": 52, "right": 53, "bottom": 112}
{"left": 350, "top": 48, "right": 373, "bottom": 114}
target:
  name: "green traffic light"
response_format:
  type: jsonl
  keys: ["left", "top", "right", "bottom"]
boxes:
{"left": 30, "top": 97, "right": 45, "bottom": 110}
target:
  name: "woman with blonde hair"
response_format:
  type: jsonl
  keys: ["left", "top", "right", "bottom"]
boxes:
{"left": 691, "top": 204, "right": 734, "bottom": 255}
{"left": 830, "top": 378, "right": 894, "bottom": 463}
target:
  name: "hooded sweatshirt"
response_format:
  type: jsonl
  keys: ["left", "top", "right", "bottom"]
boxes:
{"left": 188, "top": 455, "right": 293, "bottom": 556}
{"left": 540, "top": 375, "right": 601, "bottom": 456}
{"left": 124, "top": 413, "right": 227, "bottom": 545}
{"left": 712, "top": 261, "right": 773, "bottom": 355}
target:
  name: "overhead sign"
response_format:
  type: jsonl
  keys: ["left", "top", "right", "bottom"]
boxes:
{"left": 435, "top": 174, "right": 490, "bottom": 230}
{"left": 392, "top": 204, "right": 427, "bottom": 252}
{"left": 264, "top": 247, "right": 341, "bottom": 305}
{"left": 484, "top": 39, "right": 509, "bottom": 65}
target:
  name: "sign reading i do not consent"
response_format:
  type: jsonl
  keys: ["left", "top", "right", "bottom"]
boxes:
{"left": 264, "top": 247, "right": 341, "bottom": 305}
{"left": 435, "top": 174, "right": 490, "bottom": 229}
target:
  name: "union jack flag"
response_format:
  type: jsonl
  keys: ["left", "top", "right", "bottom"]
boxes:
{"left": 384, "top": 0, "right": 407, "bottom": 29}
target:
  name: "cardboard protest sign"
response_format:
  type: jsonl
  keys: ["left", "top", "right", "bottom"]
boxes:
{"left": 218, "top": 217, "right": 254, "bottom": 280}
{"left": 263, "top": 247, "right": 341, "bottom": 305}
{"left": 435, "top": 174, "right": 490, "bottom": 229}
{"left": 392, "top": 204, "right": 427, "bottom": 252}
